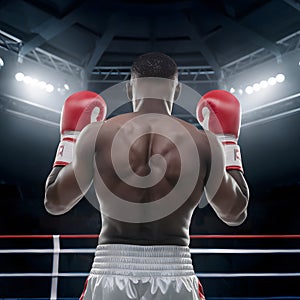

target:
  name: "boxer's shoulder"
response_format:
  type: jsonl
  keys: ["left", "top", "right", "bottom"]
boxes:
{"left": 101, "top": 112, "right": 135, "bottom": 129}
{"left": 77, "top": 120, "right": 106, "bottom": 138}
{"left": 171, "top": 116, "right": 210, "bottom": 146}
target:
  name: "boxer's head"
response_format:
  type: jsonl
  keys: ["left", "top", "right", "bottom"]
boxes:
{"left": 127, "top": 52, "right": 181, "bottom": 113}
{"left": 131, "top": 51, "right": 178, "bottom": 79}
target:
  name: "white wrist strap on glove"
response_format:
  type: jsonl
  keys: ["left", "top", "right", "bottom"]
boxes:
{"left": 53, "top": 132, "right": 79, "bottom": 167}
{"left": 217, "top": 135, "right": 244, "bottom": 173}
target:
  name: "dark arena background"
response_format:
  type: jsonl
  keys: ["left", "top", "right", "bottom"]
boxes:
{"left": 0, "top": 0, "right": 300, "bottom": 299}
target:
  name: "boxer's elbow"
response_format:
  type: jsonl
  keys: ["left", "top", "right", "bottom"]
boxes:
{"left": 44, "top": 200, "right": 67, "bottom": 215}
{"left": 44, "top": 186, "right": 67, "bottom": 215}
{"left": 221, "top": 210, "right": 247, "bottom": 226}
{"left": 219, "top": 194, "right": 249, "bottom": 226}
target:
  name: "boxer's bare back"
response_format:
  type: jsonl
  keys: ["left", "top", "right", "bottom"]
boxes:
{"left": 94, "top": 112, "right": 210, "bottom": 246}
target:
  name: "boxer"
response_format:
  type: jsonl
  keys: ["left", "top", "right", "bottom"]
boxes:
{"left": 44, "top": 52, "right": 249, "bottom": 299}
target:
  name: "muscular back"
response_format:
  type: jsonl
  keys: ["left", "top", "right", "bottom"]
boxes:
{"left": 93, "top": 112, "right": 209, "bottom": 246}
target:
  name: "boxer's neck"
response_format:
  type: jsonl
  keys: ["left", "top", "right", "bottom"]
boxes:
{"left": 134, "top": 98, "right": 172, "bottom": 115}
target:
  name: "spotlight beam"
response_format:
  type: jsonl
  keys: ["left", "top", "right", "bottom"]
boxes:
{"left": 243, "top": 92, "right": 300, "bottom": 114}
{"left": 242, "top": 107, "right": 300, "bottom": 128}
{"left": 4, "top": 109, "right": 60, "bottom": 128}
{"left": 1, "top": 92, "right": 61, "bottom": 114}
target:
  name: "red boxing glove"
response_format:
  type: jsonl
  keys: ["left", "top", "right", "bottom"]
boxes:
{"left": 196, "top": 90, "right": 243, "bottom": 172}
{"left": 53, "top": 91, "right": 107, "bottom": 167}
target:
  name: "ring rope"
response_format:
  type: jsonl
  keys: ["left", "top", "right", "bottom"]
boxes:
{"left": 1, "top": 234, "right": 299, "bottom": 300}
{"left": 0, "top": 234, "right": 300, "bottom": 239}
{"left": 0, "top": 272, "right": 299, "bottom": 278}
{"left": 0, "top": 248, "right": 300, "bottom": 254}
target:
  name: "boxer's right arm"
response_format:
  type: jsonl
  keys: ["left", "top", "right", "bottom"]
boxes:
{"left": 44, "top": 91, "right": 107, "bottom": 215}
{"left": 44, "top": 123, "right": 97, "bottom": 215}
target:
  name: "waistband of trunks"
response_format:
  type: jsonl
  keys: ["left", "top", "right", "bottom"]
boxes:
{"left": 90, "top": 243, "right": 196, "bottom": 277}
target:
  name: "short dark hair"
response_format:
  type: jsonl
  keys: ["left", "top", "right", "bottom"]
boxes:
{"left": 131, "top": 52, "right": 178, "bottom": 79}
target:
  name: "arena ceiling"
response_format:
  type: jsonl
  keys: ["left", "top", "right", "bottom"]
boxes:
{"left": 0, "top": 0, "right": 299, "bottom": 186}
{"left": 0, "top": 0, "right": 299, "bottom": 82}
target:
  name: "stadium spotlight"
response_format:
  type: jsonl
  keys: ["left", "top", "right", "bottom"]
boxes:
{"left": 38, "top": 81, "right": 47, "bottom": 89}
{"left": 276, "top": 73, "right": 285, "bottom": 83}
{"left": 45, "top": 84, "right": 54, "bottom": 93}
{"left": 23, "top": 76, "right": 33, "bottom": 85}
{"left": 242, "top": 72, "right": 286, "bottom": 96}
{"left": 15, "top": 72, "right": 24, "bottom": 81}
{"left": 268, "top": 77, "right": 277, "bottom": 86}
{"left": 30, "top": 78, "right": 39, "bottom": 86}
{"left": 245, "top": 86, "right": 254, "bottom": 94}
{"left": 259, "top": 80, "right": 268, "bottom": 89}
{"left": 64, "top": 83, "right": 70, "bottom": 90}
{"left": 229, "top": 87, "right": 235, "bottom": 93}
{"left": 0, "top": 57, "right": 4, "bottom": 68}
{"left": 15, "top": 72, "right": 57, "bottom": 93}
{"left": 253, "top": 83, "right": 261, "bottom": 92}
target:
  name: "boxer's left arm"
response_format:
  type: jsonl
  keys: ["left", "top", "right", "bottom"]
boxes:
{"left": 44, "top": 123, "right": 98, "bottom": 215}
{"left": 197, "top": 90, "right": 250, "bottom": 226}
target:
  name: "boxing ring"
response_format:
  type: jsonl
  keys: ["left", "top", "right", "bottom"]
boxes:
{"left": 0, "top": 234, "right": 300, "bottom": 300}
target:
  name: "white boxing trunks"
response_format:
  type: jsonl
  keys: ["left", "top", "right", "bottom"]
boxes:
{"left": 80, "top": 243, "right": 205, "bottom": 300}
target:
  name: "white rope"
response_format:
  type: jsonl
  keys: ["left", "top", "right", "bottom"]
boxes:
{"left": 196, "top": 273, "right": 300, "bottom": 277}
{"left": 1, "top": 248, "right": 300, "bottom": 254}
{"left": 0, "top": 272, "right": 300, "bottom": 278}
{"left": 0, "top": 273, "right": 89, "bottom": 277}
{"left": 1, "top": 247, "right": 300, "bottom": 280}
{"left": 190, "top": 248, "right": 300, "bottom": 254}
{"left": 0, "top": 249, "right": 96, "bottom": 254}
